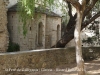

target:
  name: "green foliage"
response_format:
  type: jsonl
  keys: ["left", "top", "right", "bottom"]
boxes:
{"left": 82, "top": 48, "right": 100, "bottom": 61}
{"left": 95, "top": 0, "right": 100, "bottom": 10}
{"left": 82, "top": 39, "right": 87, "bottom": 43}
{"left": 7, "top": 42, "right": 20, "bottom": 52}
{"left": 87, "top": 37, "right": 93, "bottom": 43}
{"left": 18, "top": 0, "right": 100, "bottom": 36}
{"left": 18, "top": 0, "right": 56, "bottom": 36}
{"left": 82, "top": 37, "right": 93, "bottom": 44}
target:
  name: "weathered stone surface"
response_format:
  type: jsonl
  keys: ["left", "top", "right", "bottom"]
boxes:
{"left": 0, "top": 47, "right": 100, "bottom": 75}
{"left": 0, "top": 48, "right": 76, "bottom": 75}
{"left": 7, "top": 8, "right": 61, "bottom": 51}
{"left": 0, "top": 0, "right": 9, "bottom": 52}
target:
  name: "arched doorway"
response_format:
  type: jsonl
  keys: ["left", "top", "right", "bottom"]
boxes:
{"left": 57, "top": 25, "right": 60, "bottom": 41}
{"left": 38, "top": 22, "right": 43, "bottom": 46}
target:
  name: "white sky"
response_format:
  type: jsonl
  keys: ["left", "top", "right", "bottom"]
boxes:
{"left": 7, "top": 0, "right": 18, "bottom": 8}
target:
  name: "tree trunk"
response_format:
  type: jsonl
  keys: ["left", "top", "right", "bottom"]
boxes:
{"left": 51, "top": 11, "right": 100, "bottom": 48}
{"left": 75, "top": 11, "right": 85, "bottom": 75}
{"left": 0, "top": 0, "right": 9, "bottom": 52}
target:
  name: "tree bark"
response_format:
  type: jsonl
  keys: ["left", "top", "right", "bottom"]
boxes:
{"left": 52, "top": 1, "right": 100, "bottom": 75}
{"left": 75, "top": 10, "right": 85, "bottom": 75}
{"left": 51, "top": 11, "right": 100, "bottom": 48}
{"left": 51, "top": 0, "right": 100, "bottom": 48}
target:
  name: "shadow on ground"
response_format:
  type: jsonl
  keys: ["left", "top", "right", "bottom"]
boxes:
{"left": 26, "top": 59, "right": 100, "bottom": 75}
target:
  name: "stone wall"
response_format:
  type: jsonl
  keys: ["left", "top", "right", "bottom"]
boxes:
{"left": 7, "top": 12, "right": 47, "bottom": 50}
{"left": 0, "top": 0, "right": 9, "bottom": 52}
{"left": 35, "top": 13, "right": 47, "bottom": 49}
{"left": 0, "top": 47, "right": 100, "bottom": 75}
{"left": 45, "top": 16, "right": 61, "bottom": 48}
{"left": 7, "top": 11, "right": 61, "bottom": 51}
{"left": 0, "top": 48, "right": 76, "bottom": 75}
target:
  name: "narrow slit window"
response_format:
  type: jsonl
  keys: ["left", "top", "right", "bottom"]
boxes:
{"left": 57, "top": 25, "right": 60, "bottom": 41}
{"left": 38, "top": 22, "right": 43, "bottom": 45}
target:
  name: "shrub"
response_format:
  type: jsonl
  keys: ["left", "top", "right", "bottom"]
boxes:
{"left": 7, "top": 42, "right": 20, "bottom": 52}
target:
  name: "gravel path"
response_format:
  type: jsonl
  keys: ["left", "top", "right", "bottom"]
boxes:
{"left": 26, "top": 59, "right": 100, "bottom": 75}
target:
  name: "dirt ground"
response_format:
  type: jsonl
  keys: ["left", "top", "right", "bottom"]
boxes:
{"left": 26, "top": 58, "right": 100, "bottom": 75}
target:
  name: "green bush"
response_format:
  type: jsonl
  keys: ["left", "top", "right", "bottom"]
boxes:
{"left": 82, "top": 48, "right": 100, "bottom": 61}
{"left": 7, "top": 42, "right": 20, "bottom": 52}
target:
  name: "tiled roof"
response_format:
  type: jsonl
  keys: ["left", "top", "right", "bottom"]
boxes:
{"left": 8, "top": 3, "right": 61, "bottom": 17}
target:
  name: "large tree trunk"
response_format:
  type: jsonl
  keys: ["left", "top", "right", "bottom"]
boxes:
{"left": 0, "top": 0, "right": 9, "bottom": 52}
{"left": 52, "top": 0, "right": 99, "bottom": 48}
{"left": 51, "top": 11, "right": 100, "bottom": 48}
{"left": 75, "top": 10, "right": 85, "bottom": 75}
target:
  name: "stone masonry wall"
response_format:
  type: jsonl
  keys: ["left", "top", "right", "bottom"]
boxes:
{"left": 0, "top": 47, "right": 100, "bottom": 75}
{"left": 0, "top": 48, "right": 76, "bottom": 75}
{"left": 7, "top": 12, "right": 47, "bottom": 51}
{"left": 7, "top": 11, "right": 61, "bottom": 51}
{"left": 35, "top": 13, "right": 46, "bottom": 49}
{"left": 0, "top": 0, "right": 9, "bottom": 52}
{"left": 45, "top": 16, "right": 61, "bottom": 48}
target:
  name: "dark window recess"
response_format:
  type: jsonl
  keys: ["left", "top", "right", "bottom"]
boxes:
{"left": 38, "top": 22, "right": 43, "bottom": 46}
{"left": 57, "top": 25, "right": 60, "bottom": 41}
{"left": 12, "top": 26, "right": 13, "bottom": 30}
{"left": 30, "top": 27, "right": 31, "bottom": 31}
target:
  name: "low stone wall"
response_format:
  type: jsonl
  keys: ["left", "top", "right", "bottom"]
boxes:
{"left": 0, "top": 48, "right": 76, "bottom": 75}
{"left": 82, "top": 47, "right": 100, "bottom": 60}
{"left": 0, "top": 47, "right": 100, "bottom": 75}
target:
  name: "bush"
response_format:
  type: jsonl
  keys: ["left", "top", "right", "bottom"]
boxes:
{"left": 82, "top": 48, "right": 100, "bottom": 61}
{"left": 7, "top": 42, "right": 20, "bottom": 52}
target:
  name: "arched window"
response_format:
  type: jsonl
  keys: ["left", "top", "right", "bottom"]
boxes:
{"left": 57, "top": 25, "right": 60, "bottom": 41}
{"left": 38, "top": 22, "right": 43, "bottom": 45}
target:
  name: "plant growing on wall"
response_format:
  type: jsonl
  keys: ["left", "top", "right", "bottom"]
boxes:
{"left": 7, "top": 41, "right": 20, "bottom": 52}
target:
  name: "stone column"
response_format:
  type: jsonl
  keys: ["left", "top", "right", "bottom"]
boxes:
{"left": 0, "top": 0, "right": 9, "bottom": 52}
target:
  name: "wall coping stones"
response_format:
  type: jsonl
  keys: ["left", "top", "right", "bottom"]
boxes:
{"left": 0, "top": 48, "right": 67, "bottom": 55}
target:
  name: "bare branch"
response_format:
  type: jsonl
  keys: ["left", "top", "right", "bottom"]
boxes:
{"left": 81, "top": 0, "right": 86, "bottom": 11}
{"left": 82, "top": 11, "right": 100, "bottom": 29}
{"left": 83, "top": 0, "right": 98, "bottom": 17}
{"left": 64, "top": 0, "right": 81, "bottom": 10}
{"left": 67, "top": 1, "right": 73, "bottom": 17}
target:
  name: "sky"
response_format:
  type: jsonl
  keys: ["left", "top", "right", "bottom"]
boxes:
{"left": 7, "top": 0, "right": 18, "bottom": 8}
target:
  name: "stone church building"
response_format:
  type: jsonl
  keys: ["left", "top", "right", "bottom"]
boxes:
{"left": 7, "top": 4, "right": 61, "bottom": 51}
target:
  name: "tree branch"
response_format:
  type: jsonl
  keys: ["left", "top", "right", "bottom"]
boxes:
{"left": 83, "top": 0, "right": 98, "bottom": 18}
{"left": 52, "top": 11, "right": 100, "bottom": 48}
{"left": 86, "top": 0, "right": 90, "bottom": 5}
{"left": 67, "top": 1, "right": 73, "bottom": 18}
{"left": 81, "top": 0, "right": 86, "bottom": 11}
{"left": 64, "top": 0, "right": 81, "bottom": 10}
{"left": 82, "top": 11, "right": 100, "bottom": 29}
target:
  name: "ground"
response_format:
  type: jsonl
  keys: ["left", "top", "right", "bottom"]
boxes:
{"left": 26, "top": 58, "right": 100, "bottom": 75}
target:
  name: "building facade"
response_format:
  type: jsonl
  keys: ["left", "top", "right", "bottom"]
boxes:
{"left": 7, "top": 4, "right": 61, "bottom": 51}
